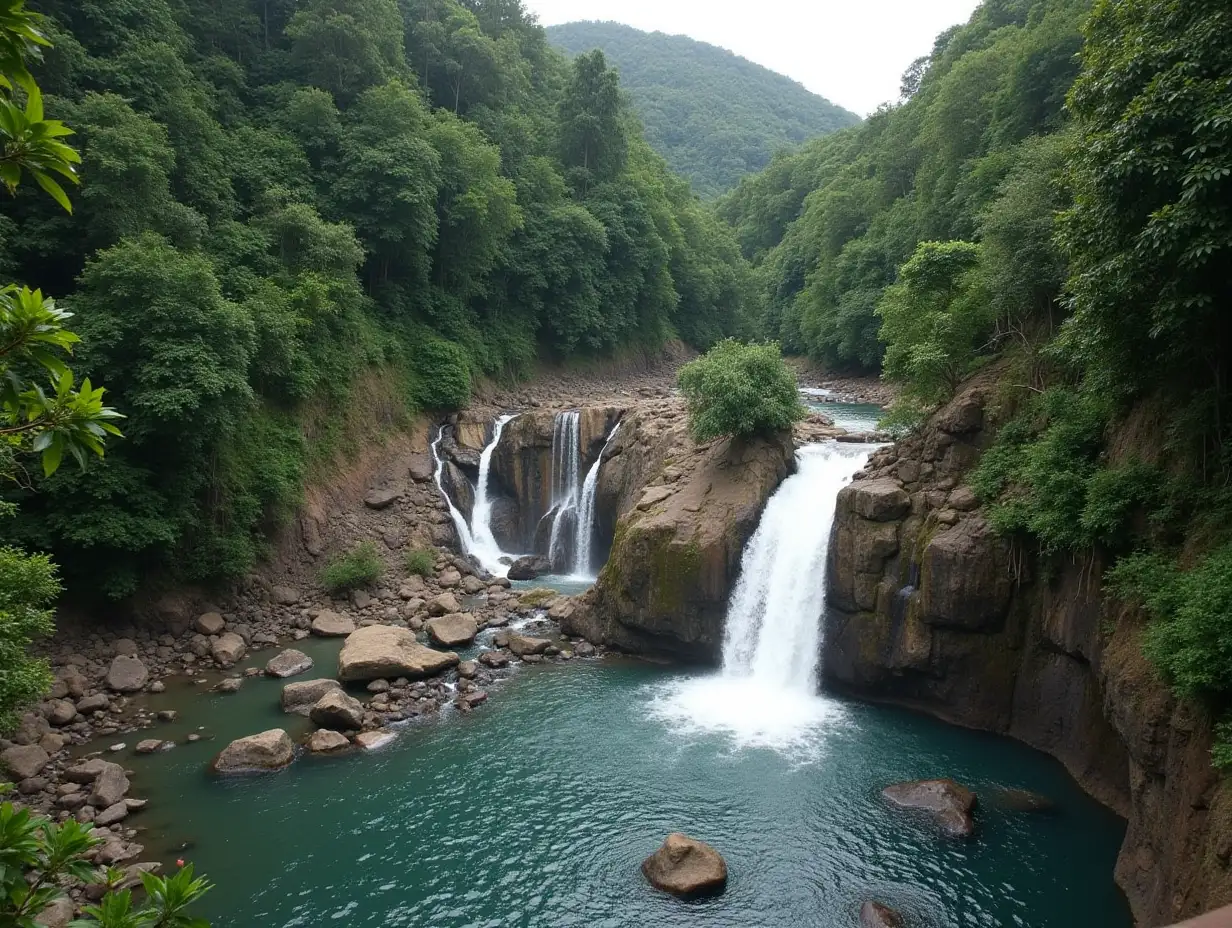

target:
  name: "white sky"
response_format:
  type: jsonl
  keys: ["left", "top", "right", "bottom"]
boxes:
{"left": 525, "top": 0, "right": 983, "bottom": 116}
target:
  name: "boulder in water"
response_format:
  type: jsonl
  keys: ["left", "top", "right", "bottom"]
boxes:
{"left": 989, "top": 787, "right": 1056, "bottom": 813}
{"left": 309, "top": 690, "right": 364, "bottom": 730}
{"left": 265, "top": 648, "right": 314, "bottom": 678}
{"left": 106, "top": 655, "right": 148, "bottom": 692}
{"left": 281, "top": 679, "right": 343, "bottom": 715}
{"left": 881, "top": 778, "right": 977, "bottom": 837}
{"left": 507, "top": 555, "right": 551, "bottom": 581}
{"left": 426, "top": 613, "right": 478, "bottom": 647}
{"left": 212, "top": 729, "right": 294, "bottom": 774}
{"left": 860, "top": 901, "right": 906, "bottom": 927}
{"left": 641, "top": 833, "right": 727, "bottom": 897}
{"left": 311, "top": 610, "right": 355, "bottom": 637}
{"left": 337, "top": 624, "right": 459, "bottom": 681}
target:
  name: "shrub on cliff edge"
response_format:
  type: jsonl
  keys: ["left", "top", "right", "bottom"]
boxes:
{"left": 678, "top": 340, "right": 804, "bottom": 442}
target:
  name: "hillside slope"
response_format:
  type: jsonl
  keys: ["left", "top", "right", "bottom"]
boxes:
{"left": 547, "top": 21, "right": 860, "bottom": 198}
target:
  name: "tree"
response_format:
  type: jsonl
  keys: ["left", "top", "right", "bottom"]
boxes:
{"left": 557, "top": 50, "right": 626, "bottom": 195}
{"left": 876, "top": 240, "right": 988, "bottom": 405}
{"left": 286, "top": 0, "right": 408, "bottom": 103}
{"left": 677, "top": 340, "right": 804, "bottom": 442}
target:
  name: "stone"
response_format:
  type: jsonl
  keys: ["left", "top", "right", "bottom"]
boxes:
{"left": 265, "top": 649, "right": 314, "bottom": 679}
{"left": 34, "top": 896, "right": 75, "bottom": 928}
{"left": 507, "top": 555, "right": 552, "bottom": 581}
{"left": 47, "top": 698, "right": 77, "bottom": 726}
{"left": 427, "top": 592, "right": 460, "bottom": 616}
{"left": 113, "top": 638, "right": 139, "bottom": 656}
{"left": 311, "top": 610, "right": 356, "bottom": 637}
{"left": 575, "top": 641, "right": 597, "bottom": 657}
{"left": 39, "top": 733, "right": 67, "bottom": 755}
{"left": 881, "top": 779, "right": 977, "bottom": 837}
{"left": 307, "top": 729, "right": 350, "bottom": 754}
{"left": 215, "top": 677, "right": 243, "bottom": 694}
{"left": 281, "top": 679, "right": 344, "bottom": 716}
{"left": 135, "top": 739, "right": 166, "bottom": 755}
{"left": 64, "top": 758, "right": 110, "bottom": 783}
{"left": 76, "top": 693, "right": 110, "bottom": 713}
{"left": 94, "top": 801, "right": 129, "bottom": 826}
{"left": 860, "top": 901, "right": 905, "bottom": 928}
{"left": 848, "top": 479, "right": 912, "bottom": 522}
{"left": 1, "top": 744, "right": 49, "bottom": 780}
{"left": 106, "top": 655, "right": 148, "bottom": 693}
{"left": 641, "top": 833, "right": 727, "bottom": 897}
{"left": 211, "top": 633, "right": 247, "bottom": 667}
{"left": 438, "top": 568, "right": 462, "bottom": 588}
{"left": 338, "top": 625, "right": 459, "bottom": 682}
{"left": 507, "top": 634, "right": 550, "bottom": 657}
{"left": 478, "top": 650, "right": 510, "bottom": 669}
{"left": 459, "top": 690, "right": 488, "bottom": 709}
{"left": 194, "top": 612, "right": 226, "bottom": 635}
{"left": 309, "top": 690, "right": 365, "bottom": 730}
{"left": 458, "top": 660, "right": 479, "bottom": 679}
{"left": 211, "top": 729, "right": 295, "bottom": 774}
{"left": 364, "top": 487, "right": 400, "bottom": 510}
{"left": 354, "top": 730, "right": 396, "bottom": 750}
{"left": 460, "top": 575, "right": 486, "bottom": 595}
{"left": 408, "top": 454, "right": 434, "bottom": 483}
{"left": 947, "top": 486, "right": 979, "bottom": 512}
{"left": 88, "top": 763, "right": 130, "bottom": 808}
{"left": 271, "top": 585, "right": 301, "bottom": 605}
{"left": 426, "top": 614, "right": 478, "bottom": 648}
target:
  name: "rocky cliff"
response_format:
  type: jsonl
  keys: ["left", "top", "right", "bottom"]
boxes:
{"left": 564, "top": 403, "right": 795, "bottom": 662}
{"left": 823, "top": 375, "right": 1232, "bottom": 926}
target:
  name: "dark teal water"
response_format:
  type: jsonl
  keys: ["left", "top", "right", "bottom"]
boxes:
{"left": 120, "top": 657, "right": 1131, "bottom": 928}
{"left": 802, "top": 397, "right": 886, "bottom": 433}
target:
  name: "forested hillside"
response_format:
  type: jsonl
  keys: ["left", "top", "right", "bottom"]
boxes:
{"left": 0, "top": 0, "right": 753, "bottom": 599}
{"left": 547, "top": 21, "right": 860, "bottom": 198}
{"left": 726, "top": 0, "right": 1232, "bottom": 757}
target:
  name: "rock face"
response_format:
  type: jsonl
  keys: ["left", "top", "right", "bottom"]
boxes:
{"left": 425, "top": 614, "right": 478, "bottom": 647}
{"left": 212, "top": 729, "right": 295, "bottom": 774}
{"left": 641, "top": 833, "right": 728, "bottom": 897}
{"left": 821, "top": 371, "right": 1232, "bottom": 924}
{"left": 337, "top": 625, "right": 459, "bottom": 682}
{"left": 105, "top": 655, "right": 148, "bottom": 693}
{"left": 881, "top": 779, "right": 977, "bottom": 838}
{"left": 564, "top": 409, "right": 795, "bottom": 662}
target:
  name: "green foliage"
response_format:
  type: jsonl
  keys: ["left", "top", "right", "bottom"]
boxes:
{"left": 0, "top": 800, "right": 212, "bottom": 926}
{"left": 0, "top": 543, "right": 55, "bottom": 732}
{"left": 320, "top": 541, "right": 384, "bottom": 593}
{"left": 413, "top": 338, "right": 472, "bottom": 411}
{"left": 404, "top": 547, "right": 435, "bottom": 577}
{"left": 547, "top": 22, "right": 859, "bottom": 198}
{"left": 677, "top": 339, "right": 804, "bottom": 442}
{"left": 877, "top": 240, "right": 990, "bottom": 406}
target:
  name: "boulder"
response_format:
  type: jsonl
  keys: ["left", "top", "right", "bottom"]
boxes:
{"left": 881, "top": 779, "right": 977, "bottom": 837}
{"left": 426, "top": 614, "right": 478, "bottom": 648}
{"left": 989, "top": 788, "right": 1056, "bottom": 813}
{"left": 507, "top": 634, "right": 550, "bottom": 657}
{"left": 265, "top": 649, "right": 314, "bottom": 679}
{"left": 47, "top": 698, "right": 77, "bottom": 726}
{"left": 427, "top": 592, "right": 460, "bottom": 616}
{"left": 135, "top": 739, "right": 167, "bottom": 755}
{"left": 211, "top": 632, "right": 247, "bottom": 666}
{"left": 64, "top": 758, "right": 110, "bottom": 783}
{"left": 215, "top": 677, "right": 243, "bottom": 694}
{"left": 507, "top": 555, "right": 551, "bottom": 581}
{"left": 105, "top": 655, "right": 148, "bottom": 693}
{"left": 364, "top": 487, "right": 400, "bottom": 510}
{"left": 309, "top": 690, "right": 365, "bottom": 730}
{"left": 641, "top": 833, "right": 727, "bottom": 897}
{"left": 1, "top": 744, "right": 49, "bottom": 780}
{"left": 76, "top": 693, "right": 109, "bottom": 713}
{"left": 848, "top": 479, "right": 911, "bottom": 522}
{"left": 337, "top": 625, "right": 459, "bottom": 682}
{"left": 860, "top": 901, "right": 905, "bottom": 928}
{"left": 194, "top": 612, "right": 226, "bottom": 635}
{"left": 281, "top": 678, "right": 344, "bottom": 716}
{"left": 94, "top": 801, "right": 129, "bottom": 826}
{"left": 33, "top": 896, "right": 75, "bottom": 928}
{"left": 88, "top": 763, "right": 130, "bottom": 808}
{"left": 311, "top": 610, "right": 356, "bottom": 637}
{"left": 307, "top": 729, "right": 350, "bottom": 754}
{"left": 211, "top": 729, "right": 295, "bottom": 774}
{"left": 271, "top": 585, "right": 301, "bottom": 605}
{"left": 408, "top": 454, "right": 434, "bottom": 483}
{"left": 355, "top": 730, "right": 396, "bottom": 750}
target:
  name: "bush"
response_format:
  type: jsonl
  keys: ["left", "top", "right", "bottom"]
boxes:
{"left": 320, "top": 541, "right": 384, "bottom": 593}
{"left": 0, "top": 546, "right": 58, "bottom": 733}
{"left": 413, "top": 338, "right": 472, "bottom": 411}
{"left": 404, "top": 547, "right": 435, "bottom": 577}
{"left": 0, "top": 800, "right": 213, "bottom": 925}
{"left": 677, "top": 340, "right": 804, "bottom": 442}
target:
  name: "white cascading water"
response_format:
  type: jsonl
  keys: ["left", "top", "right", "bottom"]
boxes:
{"left": 546, "top": 411, "right": 582, "bottom": 569}
{"left": 469, "top": 414, "right": 518, "bottom": 576}
{"left": 431, "top": 427, "right": 477, "bottom": 555}
{"left": 649, "top": 441, "right": 875, "bottom": 755}
{"left": 571, "top": 422, "right": 621, "bottom": 578}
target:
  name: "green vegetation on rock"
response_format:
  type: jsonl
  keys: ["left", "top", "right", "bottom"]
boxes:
{"left": 320, "top": 541, "right": 385, "bottom": 594}
{"left": 546, "top": 22, "right": 859, "bottom": 198}
{"left": 404, "top": 547, "right": 436, "bottom": 577}
{"left": 678, "top": 340, "right": 804, "bottom": 442}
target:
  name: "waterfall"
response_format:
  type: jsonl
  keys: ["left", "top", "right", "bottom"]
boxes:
{"left": 572, "top": 422, "right": 621, "bottom": 578}
{"left": 546, "top": 411, "right": 582, "bottom": 570}
{"left": 648, "top": 441, "right": 876, "bottom": 754}
{"left": 431, "top": 427, "right": 476, "bottom": 555}
{"left": 469, "top": 414, "right": 517, "bottom": 576}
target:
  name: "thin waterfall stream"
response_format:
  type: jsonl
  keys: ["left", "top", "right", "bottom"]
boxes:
{"left": 468, "top": 414, "right": 518, "bottom": 576}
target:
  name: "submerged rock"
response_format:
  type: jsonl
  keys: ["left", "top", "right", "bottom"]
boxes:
{"left": 337, "top": 625, "right": 458, "bottom": 682}
{"left": 355, "top": 730, "right": 396, "bottom": 750}
{"left": 860, "top": 901, "right": 906, "bottom": 928}
{"left": 881, "top": 779, "right": 977, "bottom": 837}
{"left": 641, "top": 833, "right": 727, "bottom": 897}
{"left": 507, "top": 555, "right": 551, "bottom": 581}
{"left": 989, "top": 787, "right": 1056, "bottom": 813}
{"left": 212, "top": 729, "right": 295, "bottom": 774}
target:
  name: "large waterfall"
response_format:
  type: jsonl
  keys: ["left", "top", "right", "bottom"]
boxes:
{"left": 649, "top": 441, "right": 874, "bottom": 753}
{"left": 546, "top": 411, "right": 582, "bottom": 570}
{"left": 573, "top": 422, "right": 621, "bottom": 577}
{"left": 469, "top": 414, "right": 517, "bottom": 576}
{"left": 431, "top": 428, "right": 477, "bottom": 555}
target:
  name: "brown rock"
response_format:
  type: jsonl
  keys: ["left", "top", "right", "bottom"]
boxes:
{"left": 507, "top": 634, "right": 550, "bottom": 657}
{"left": 211, "top": 729, "right": 295, "bottom": 774}
{"left": 641, "top": 833, "right": 727, "bottom": 897}
{"left": 427, "top": 592, "right": 460, "bottom": 617}
{"left": 311, "top": 610, "right": 356, "bottom": 637}
{"left": 1, "top": 744, "right": 49, "bottom": 780}
{"left": 426, "top": 614, "right": 478, "bottom": 648}
{"left": 88, "top": 763, "right": 130, "bottom": 808}
{"left": 194, "top": 612, "right": 226, "bottom": 635}
{"left": 860, "top": 901, "right": 905, "bottom": 928}
{"left": 271, "top": 586, "right": 301, "bottom": 606}
{"left": 307, "top": 729, "right": 350, "bottom": 753}
{"left": 848, "top": 479, "right": 911, "bottom": 522}
{"left": 265, "top": 649, "right": 314, "bottom": 679}
{"left": 105, "top": 655, "right": 149, "bottom": 693}
{"left": 337, "top": 625, "right": 459, "bottom": 682}
{"left": 281, "top": 679, "right": 343, "bottom": 716}
{"left": 881, "top": 779, "right": 977, "bottom": 837}
{"left": 364, "top": 488, "right": 400, "bottom": 510}
{"left": 210, "top": 632, "right": 247, "bottom": 667}
{"left": 309, "top": 690, "right": 365, "bottom": 730}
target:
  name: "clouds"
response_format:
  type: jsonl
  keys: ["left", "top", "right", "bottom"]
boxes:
{"left": 524, "top": 0, "right": 981, "bottom": 115}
